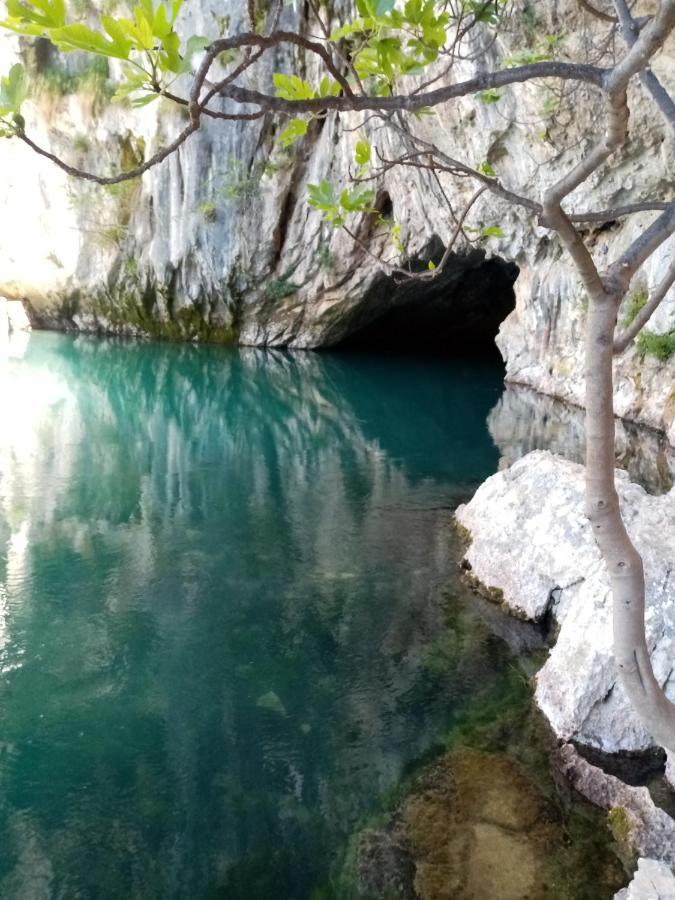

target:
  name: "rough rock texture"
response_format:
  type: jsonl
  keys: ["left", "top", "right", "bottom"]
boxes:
{"left": 615, "top": 858, "right": 675, "bottom": 900}
{"left": 455, "top": 450, "right": 675, "bottom": 753}
{"left": 0, "top": 2, "right": 673, "bottom": 437}
{"left": 352, "top": 746, "right": 624, "bottom": 900}
{"left": 557, "top": 743, "right": 675, "bottom": 868}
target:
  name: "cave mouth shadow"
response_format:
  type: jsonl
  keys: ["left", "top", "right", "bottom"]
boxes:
{"left": 333, "top": 237, "right": 519, "bottom": 361}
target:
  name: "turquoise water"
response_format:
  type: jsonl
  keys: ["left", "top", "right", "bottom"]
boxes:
{"left": 0, "top": 332, "right": 509, "bottom": 899}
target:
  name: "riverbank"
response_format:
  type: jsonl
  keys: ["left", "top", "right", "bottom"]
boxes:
{"left": 456, "top": 451, "right": 675, "bottom": 892}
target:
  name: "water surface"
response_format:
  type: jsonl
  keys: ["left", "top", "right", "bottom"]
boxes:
{"left": 0, "top": 333, "right": 548, "bottom": 897}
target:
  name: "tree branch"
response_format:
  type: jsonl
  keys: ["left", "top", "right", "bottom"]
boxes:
{"left": 606, "top": 203, "right": 675, "bottom": 293}
{"left": 215, "top": 61, "right": 605, "bottom": 116}
{"left": 613, "top": 0, "right": 675, "bottom": 134}
{"left": 16, "top": 123, "right": 199, "bottom": 186}
{"left": 579, "top": 0, "right": 618, "bottom": 23}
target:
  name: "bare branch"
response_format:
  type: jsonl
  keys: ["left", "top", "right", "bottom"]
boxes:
{"left": 612, "top": 0, "right": 675, "bottom": 135}
{"left": 216, "top": 61, "right": 605, "bottom": 117}
{"left": 606, "top": 203, "right": 675, "bottom": 293}
{"left": 579, "top": 0, "right": 618, "bottom": 23}
{"left": 607, "top": 0, "right": 675, "bottom": 92}
{"left": 17, "top": 124, "right": 199, "bottom": 186}
{"left": 613, "top": 255, "right": 675, "bottom": 353}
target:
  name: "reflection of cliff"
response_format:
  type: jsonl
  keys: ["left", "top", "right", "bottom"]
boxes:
{"left": 0, "top": 333, "right": 506, "bottom": 899}
{"left": 489, "top": 385, "right": 675, "bottom": 496}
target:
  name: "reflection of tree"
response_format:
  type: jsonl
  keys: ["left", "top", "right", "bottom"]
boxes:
{"left": 0, "top": 333, "right": 506, "bottom": 898}
{"left": 489, "top": 385, "right": 675, "bottom": 496}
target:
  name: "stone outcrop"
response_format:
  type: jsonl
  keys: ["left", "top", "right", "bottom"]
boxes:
{"left": 615, "top": 858, "right": 675, "bottom": 900}
{"left": 455, "top": 450, "right": 675, "bottom": 754}
{"left": 456, "top": 450, "right": 675, "bottom": 877}
{"left": 0, "top": 2, "right": 673, "bottom": 438}
{"left": 556, "top": 744, "right": 675, "bottom": 868}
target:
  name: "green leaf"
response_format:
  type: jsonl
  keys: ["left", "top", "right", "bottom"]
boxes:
{"left": 0, "top": 64, "right": 26, "bottom": 116}
{"left": 479, "top": 88, "right": 501, "bottom": 105}
{"left": 318, "top": 77, "right": 341, "bottom": 98}
{"left": 159, "top": 30, "right": 181, "bottom": 72}
{"left": 339, "top": 186, "right": 375, "bottom": 212}
{"left": 427, "top": 260, "right": 436, "bottom": 270}
{"left": 273, "top": 73, "right": 315, "bottom": 101}
{"left": 133, "top": 7, "right": 154, "bottom": 49}
{"left": 49, "top": 23, "right": 131, "bottom": 58}
{"left": 477, "top": 161, "right": 496, "bottom": 177}
{"left": 112, "top": 71, "right": 148, "bottom": 101}
{"left": 308, "top": 179, "right": 337, "bottom": 211}
{"left": 101, "top": 16, "right": 133, "bottom": 58}
{"left": 152, "top": 3, "right": 171, "bottom": 39}
{"left": 481, "top": 225, "right": 505, "bottom": 238}
{"left": 5, "top": 0, "right": 65, "bottom": 28}
{"left": 177, "top": 35, "right": 210, "bottom": 74}
{"left": 131, "top": 91, "right": 159, "bottom": 108}
{"left": 355, "top": 139, "right": 371, "bottom": 166}
{"left": 279, "top": 118, "right": 308, "bottom": 148}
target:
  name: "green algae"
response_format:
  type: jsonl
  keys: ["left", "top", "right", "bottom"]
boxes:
{"left": 335, "top": 594, "right": 626, "bottom": 900}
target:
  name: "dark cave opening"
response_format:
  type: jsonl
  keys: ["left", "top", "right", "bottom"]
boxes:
{"left": 335, "top": 236, "right": 519, "bottom": 359}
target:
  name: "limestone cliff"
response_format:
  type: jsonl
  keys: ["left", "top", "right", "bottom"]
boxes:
{"left": 0, "top": 0, "right": 673, "bottom": 438}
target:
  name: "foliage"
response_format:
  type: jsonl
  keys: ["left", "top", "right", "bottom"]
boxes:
{"left": 266, "top": 276, "right": 300, "bottom": 301}
{"left": 0, "top": 0, "right": 208, "bottom": 108}
{"left": 307, "top": 180, "right": 376, "bottom": 229}
{"left": 0, "top": 62, "right": 26, "bottom": 135}
{"left": 637, "top": 329, "right": 675, "bottom": 362}
{"left": 621, "top": 288, "right": 648, "bottom": 328}
{"left": 197, "top": 200, "right": 217, "bottom": 223}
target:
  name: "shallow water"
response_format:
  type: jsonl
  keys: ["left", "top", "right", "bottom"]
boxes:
{"left": 0, "top": 333, "right": 606, "bottom": 898}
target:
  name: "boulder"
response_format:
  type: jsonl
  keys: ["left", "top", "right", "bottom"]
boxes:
{"left": 455, "top": 450, "right": 675, "bottom": 753}
{"left": 615, "top": 858, "right": 675, "bottom": 900}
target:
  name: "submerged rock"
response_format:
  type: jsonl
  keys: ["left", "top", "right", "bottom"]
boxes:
{"left": 455, "top": 451, "right": 675, "bottom": 754}
{"left": 352, "top": 747, "right": 623, "bottom": 900}
{"left": 615, "top": 858, "right": 675, "bottom": 900}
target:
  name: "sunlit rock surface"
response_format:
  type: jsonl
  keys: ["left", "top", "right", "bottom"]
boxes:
{"left": 615, "top": 858, "right": 675, "bottom": 900}
{"left": 0, "top": 2, "right": 672, "bottom": 439}
{"left": 456, "top": 451, "right": 675, "bottom": 754}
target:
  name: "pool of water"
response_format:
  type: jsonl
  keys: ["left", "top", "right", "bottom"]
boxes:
{"left": 0, "top": 333, "right": 601, "bottom": 898}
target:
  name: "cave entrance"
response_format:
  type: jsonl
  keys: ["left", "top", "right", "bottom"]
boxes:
{"left": 335, "top": 238, "right": 519, "bottom": 359}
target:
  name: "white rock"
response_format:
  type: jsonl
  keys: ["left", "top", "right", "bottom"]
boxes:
{"left": 456, "top": 451, "right": 675, "bottom": 752}
{"left": 615, "top": 858, "right": 675, "bottom": 900}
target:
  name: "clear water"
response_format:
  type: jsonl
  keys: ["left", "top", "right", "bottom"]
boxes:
{"left": 0, "top": 331, "right": 513, "bottom": 899}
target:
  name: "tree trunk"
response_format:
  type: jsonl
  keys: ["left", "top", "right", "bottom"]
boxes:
{"left": 585, "top": 295, "right": 675, "bottom": 751}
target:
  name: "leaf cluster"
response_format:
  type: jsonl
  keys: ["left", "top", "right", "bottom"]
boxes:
{"left": 307, "top": 180, "right": 376, "bottom": 228}
{"left": 1, "top": 0, "right": 209, "bottom": 108}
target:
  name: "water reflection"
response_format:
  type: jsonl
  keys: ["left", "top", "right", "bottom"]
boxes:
{"left": 490, "top": 384, "right": 675, "bottom": 495}
{"left": 0, "top": 333, "right": 507, "bottom": 899}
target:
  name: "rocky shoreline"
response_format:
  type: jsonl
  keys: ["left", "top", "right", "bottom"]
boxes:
{"left": 456, "top": 451, "right": 675, "bottom": 897}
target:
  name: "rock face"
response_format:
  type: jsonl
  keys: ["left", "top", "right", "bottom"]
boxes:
{"left": 0, "top": 2, "right": 673, "bottom": 438}
{"left": 615, "top": 858, "right": 675, "bottom": 900}
{"left": 556, "top": 744, "right": 675, "bottom": 868}
{"left": 455, "top": 451, "right": 675, "bottom": 754}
